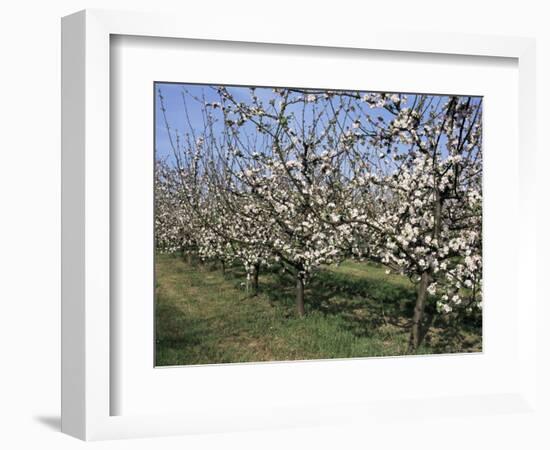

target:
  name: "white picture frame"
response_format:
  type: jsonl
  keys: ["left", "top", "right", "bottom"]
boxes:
{"left": 61, "top": 9, "right": 539, "bottom": 442}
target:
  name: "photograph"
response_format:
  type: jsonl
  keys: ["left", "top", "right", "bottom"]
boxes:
{"left": 154, "top": 83, "right": 483, "bottom": 366}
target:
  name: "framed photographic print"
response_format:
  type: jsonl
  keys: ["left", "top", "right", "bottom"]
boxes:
{"left": 153, "top": 82, "right": 483, "bottom": 367}
{"left": 62, "top": 9, "right": 539, "bottom": 442}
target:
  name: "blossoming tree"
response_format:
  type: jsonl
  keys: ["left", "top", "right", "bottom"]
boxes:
{"left": 155, "top": 85, "right": 483, "bottom": 350}
{"left": 337, "top": 93, "right": 483, "bottom": 350}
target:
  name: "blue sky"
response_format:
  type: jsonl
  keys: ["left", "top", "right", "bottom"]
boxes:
{"left": 155, "top": 82, "right": 482, "bottom": 164}
{"left": 155, "top": 83, "right": 262, "bottom": 161}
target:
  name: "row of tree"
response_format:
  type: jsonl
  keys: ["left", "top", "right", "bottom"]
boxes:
{"left": 155, "top": 86, "right": 483, "bottom": 351}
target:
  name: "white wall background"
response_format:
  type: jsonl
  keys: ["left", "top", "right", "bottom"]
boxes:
{"left": 0, "top": 1, "right": 548, "bottom": 449}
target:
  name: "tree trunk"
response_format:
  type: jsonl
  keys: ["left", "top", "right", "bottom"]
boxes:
{"left": 221, "top": 260, "right": 226, "bottom": 275}
{"left": 419, "top": 307, "right": 435, "bottom": 348}
{"left": 409, "top": 271, "right": 430, "bottom": 352}
{"left": 186, "top": 252, "right": 192, "bottom": 265}
{"left": 295, "top": 276, "right": 305, "bottom": 317}
{"left": 251, "top": 263, "right": 260, "bottom": 296}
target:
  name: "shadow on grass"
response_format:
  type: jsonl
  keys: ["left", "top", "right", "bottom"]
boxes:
{"left": 259, "top": 265, "right": 481, "bottom": 354}
{"left": 155, "top": 301, "right": 223, "bottom": 365}
{"left": 158, "top": 255, "right": 482, "bottom": 358}
{"left": 259, "top": 266, "right": 416, "bottom": 339}
{"left": 156, "top": 302, "right": 206, "bottom": 347}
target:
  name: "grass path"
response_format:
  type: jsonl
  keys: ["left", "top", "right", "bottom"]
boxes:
{"left": 155, "top": 255, "right": 481, "bottom": 366}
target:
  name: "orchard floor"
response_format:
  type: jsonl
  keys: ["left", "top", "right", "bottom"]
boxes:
{"left": 155, "top": 254, "right": 482, "bottom": 366}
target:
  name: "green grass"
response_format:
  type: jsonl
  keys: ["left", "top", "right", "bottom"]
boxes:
{"left": 155, "top": 255, "right": 482, "bottom": 366}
